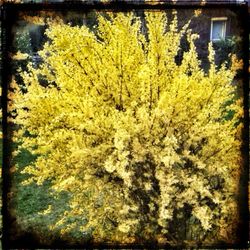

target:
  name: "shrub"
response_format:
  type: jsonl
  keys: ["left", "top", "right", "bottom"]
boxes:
{"left": 11, "top": 11, "right": 243, "bottom": 245}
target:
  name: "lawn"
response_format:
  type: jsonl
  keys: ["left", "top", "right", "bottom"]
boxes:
{"left": 8, "top": 142, "right": 86, "bottom": 245}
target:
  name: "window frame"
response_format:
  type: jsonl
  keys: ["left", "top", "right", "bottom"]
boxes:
{"left": 210, "top": 17, "right": 228, "bottom": 42}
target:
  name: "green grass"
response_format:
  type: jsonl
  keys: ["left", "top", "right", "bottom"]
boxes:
{"left": 10, "top": 144, "right": 73, "bottom": 244}
{"left": 0, "top": 132, "right": 90, "bottom": 245}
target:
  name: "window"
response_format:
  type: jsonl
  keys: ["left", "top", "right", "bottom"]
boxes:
{"left": 210, "top": 17, "right": 227, "bottom": 42}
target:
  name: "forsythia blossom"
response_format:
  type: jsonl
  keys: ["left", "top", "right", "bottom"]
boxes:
{"left": 10, "top": 11, "right": 243, "bottom": 244}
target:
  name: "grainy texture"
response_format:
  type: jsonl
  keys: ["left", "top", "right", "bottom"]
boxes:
{"left": 9, "top": 10, "right": 244, "bottom": 246}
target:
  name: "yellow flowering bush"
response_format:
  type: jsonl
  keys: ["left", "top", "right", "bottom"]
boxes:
{"left": 11, "top": 11, "right": 243, "bottom": 245}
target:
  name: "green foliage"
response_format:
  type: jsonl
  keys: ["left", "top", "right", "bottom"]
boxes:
{"left": 11, "top": 30, "right": 33, "bottom": 89}
{"left": 14, "top": 30, "right": 33, "bottom": 55}
{"left": 214, "top": 36, "right": 242, "bottom": 68}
